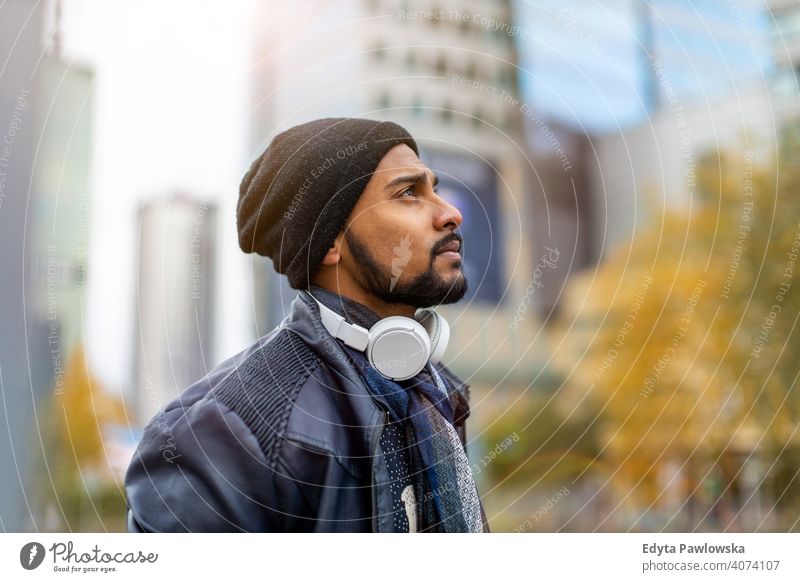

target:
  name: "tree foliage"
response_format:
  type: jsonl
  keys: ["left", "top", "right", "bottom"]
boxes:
{"left": 557, "top": 126, "right": 800, "bottom": 529}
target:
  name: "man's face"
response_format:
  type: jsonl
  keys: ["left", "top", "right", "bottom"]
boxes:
{"left": 340, "top": 144, "right": 468, "bottom": 308}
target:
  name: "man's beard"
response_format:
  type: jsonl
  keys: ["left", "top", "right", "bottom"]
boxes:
{"left": 344, "top": 229, "right": 468, "bottom": 308}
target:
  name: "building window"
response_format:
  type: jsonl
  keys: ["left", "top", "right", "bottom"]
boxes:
{"left": 441, "top": 102, "right": 453, "bottom": 124}
{"left": 465, "top": 60, "right": 477, "bottom": 80}
{"left": 502, "top": 111, "right": 514, "bottom": 131}
{"left": 435, "top": 54, "right": 447, "bottom": 75}
{"left": 430, "top": 5, "right": 441, "bottom": 27}
{"left": 472, "top": 107, "right": 482, "bottom": 130}
{"left": 497, "top": 66, "right": 515, "bottom": 88}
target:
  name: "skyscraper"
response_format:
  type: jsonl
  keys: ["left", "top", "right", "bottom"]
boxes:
{"left": 0, "top": 0, "right": 44, "bottom": 533}
{"left": 768, "top": 0, "right": 800, "bottom": 100}
{"left": 516, "top": 0, "right": 769, "bottom": 132}
{"left": 133, "top": 195, "right": 217, "bottom": 424}
{"left": 1, "top": 0, "right": 99, "bottom": 531}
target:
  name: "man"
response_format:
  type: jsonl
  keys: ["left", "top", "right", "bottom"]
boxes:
{"left": 124, "top": 117, "right": 489, "bottom": 532}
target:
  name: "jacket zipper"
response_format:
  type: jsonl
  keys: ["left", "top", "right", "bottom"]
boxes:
{"left": 370, "top": 407, "right": 388, "bottom": 533}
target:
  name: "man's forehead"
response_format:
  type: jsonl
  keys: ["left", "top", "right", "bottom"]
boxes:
{"left": 375, "top": 161, "right": 435, "bottom": 184}
{"left": 374, "top": 144, "right": 425, "bottom": 172}
{"left": 379, "top": 163, "right": 432, "bottom": 178}
{"left": 363, "top": 144, "right": 439, "bottom": 194}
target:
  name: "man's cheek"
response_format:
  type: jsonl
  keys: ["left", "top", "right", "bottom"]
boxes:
{"left": 407, "top": 246, "right": 429, "bottom": 270}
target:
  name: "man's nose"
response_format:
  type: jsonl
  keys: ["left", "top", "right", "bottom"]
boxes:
{"left": 433, "top": 194, "right": 463, "bottom": 230}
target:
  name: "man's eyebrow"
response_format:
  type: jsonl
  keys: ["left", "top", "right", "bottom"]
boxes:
{"left": 384, "top": 171, "right": 439, "bottom": 190}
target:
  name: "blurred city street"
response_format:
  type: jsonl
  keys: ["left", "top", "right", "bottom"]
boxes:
{"left": 1, "top": 0, "right": 799, "bottom": 533}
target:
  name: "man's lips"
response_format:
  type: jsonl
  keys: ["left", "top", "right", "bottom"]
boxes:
{"left": 436, "top": 239, "right": 462, "bottom": 261}
{"left": 436, "top": 240, "right": 461, "bottom": 254}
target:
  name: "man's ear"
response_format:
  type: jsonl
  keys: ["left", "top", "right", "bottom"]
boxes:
{"left": 319, "top": 231, "right": 344, "bottom": 266}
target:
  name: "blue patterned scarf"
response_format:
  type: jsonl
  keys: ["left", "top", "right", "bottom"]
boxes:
{"left": 351, "top": 350, "right": 486, "bottom": 532}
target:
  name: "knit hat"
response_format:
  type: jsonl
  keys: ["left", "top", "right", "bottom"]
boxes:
{"left": 237, "top": 117, "right": 419, "bottom": 289}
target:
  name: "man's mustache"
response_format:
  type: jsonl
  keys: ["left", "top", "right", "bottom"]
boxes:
{"left": 431, "top": 233, "right": 463, "bottom": 257}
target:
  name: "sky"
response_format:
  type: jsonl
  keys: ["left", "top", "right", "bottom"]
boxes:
{"left": 61, "top": 0, "right": 257, "bottom": 394}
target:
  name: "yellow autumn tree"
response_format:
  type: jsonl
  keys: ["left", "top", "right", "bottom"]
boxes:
{"left": 36, "top": 345, "right": 127, "bottom": 531}
{"left": 555, "top": 124, "right": 800, "bottom": 530}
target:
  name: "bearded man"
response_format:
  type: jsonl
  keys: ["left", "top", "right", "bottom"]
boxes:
{"left": 124, "top": 118, "right": 489, "bottom": 533}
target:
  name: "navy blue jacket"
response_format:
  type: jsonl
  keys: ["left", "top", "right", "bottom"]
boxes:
{"left": 124, "top": 290, "right": 477, "bottom": 532}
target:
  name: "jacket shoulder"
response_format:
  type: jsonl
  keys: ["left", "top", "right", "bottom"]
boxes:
{"left": 124, "top": 327, "right": 324, "bottom": 532}
{"left": 210, "top": 327, "right": 322, "bottom": 469}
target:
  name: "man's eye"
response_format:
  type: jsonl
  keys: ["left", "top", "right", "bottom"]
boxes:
{"left": 399, "top": 187, "right": 417, "bottom": 198}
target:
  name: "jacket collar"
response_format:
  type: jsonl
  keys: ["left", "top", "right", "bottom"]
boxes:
{"left": 301, "top": 285, "right": 472, "bottom": 424}
{"left": 281, "top": 289, "right": 386, "bottom": 427}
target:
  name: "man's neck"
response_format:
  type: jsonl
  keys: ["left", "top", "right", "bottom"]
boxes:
{"left": 307, "top": 285, "right": 379, "bottom": 329}
{"left": 309, "top": 282, "right": 416, "bottom": 320}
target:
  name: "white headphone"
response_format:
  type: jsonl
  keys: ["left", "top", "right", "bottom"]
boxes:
{"left": 309, "top": 293, "right": 450, "bottom": 381}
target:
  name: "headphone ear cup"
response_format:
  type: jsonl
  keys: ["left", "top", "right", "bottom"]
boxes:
{"left": 415, "top": 310, "right": 450, "bottom": 365}
{"left": 367, "top": 316, "right": 431, "bottom": 380}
